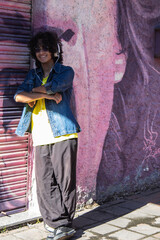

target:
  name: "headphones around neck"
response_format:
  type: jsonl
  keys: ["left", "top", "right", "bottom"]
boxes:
{"left": 54, "top": 43, "right": 60, "bottom": 57}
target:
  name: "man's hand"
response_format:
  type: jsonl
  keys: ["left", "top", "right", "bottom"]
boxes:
{"left": 46, "top": 93, "right": 62, "bottom": 104}
{"left": 28, "top": 101, "right": 36, "bottom": 108}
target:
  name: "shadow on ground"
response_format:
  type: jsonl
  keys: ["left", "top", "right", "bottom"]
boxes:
{"left": 71, "top": 188, "right": 160, "bottom": 239}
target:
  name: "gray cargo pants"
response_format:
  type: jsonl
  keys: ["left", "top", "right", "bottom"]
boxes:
{"left": 35, "top": 138, "right": 78, "bottom": 229}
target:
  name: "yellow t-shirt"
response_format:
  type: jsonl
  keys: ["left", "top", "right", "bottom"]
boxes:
{"left": 31, "top": 76, "right": 78, "bottom": 146}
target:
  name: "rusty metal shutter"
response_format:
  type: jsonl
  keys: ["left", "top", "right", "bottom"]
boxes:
{"left": 0, "top": 0, "right": 32, "bottom": 216}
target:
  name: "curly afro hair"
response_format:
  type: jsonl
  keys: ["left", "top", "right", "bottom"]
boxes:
{"left": 28, "top": 31, "right": 63, "bottom": 68}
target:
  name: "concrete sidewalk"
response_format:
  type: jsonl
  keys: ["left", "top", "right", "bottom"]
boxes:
{"left": 0, "top": 187, "right": 160, "bottom": 240}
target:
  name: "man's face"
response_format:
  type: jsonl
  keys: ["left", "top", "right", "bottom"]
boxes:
{"left": 35, "top": 39, "right": 53, "bottom": 65}
{"left": 35, "top": 46, "right": 52, "bottom": 64}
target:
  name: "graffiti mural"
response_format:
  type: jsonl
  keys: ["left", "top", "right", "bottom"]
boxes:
{"left": 32, "top": 0, "right": 116, "bottom": 203}
{"left": 97, "top": 0, "right": 160, "bottom": 201}
{"left": 32, "top": 0, "right": 160, "bottom": 203}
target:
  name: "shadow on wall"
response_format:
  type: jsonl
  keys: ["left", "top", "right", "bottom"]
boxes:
{"left": 96, "top": 0, "right": 160, "bottom": 202}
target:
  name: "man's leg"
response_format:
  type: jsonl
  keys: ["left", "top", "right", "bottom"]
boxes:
{"left": 50, "top": 139, "right": 78, "bottom": 223}
{"left": 35, "top": 139, "right": 77, "bottom": 229}
{"left": 35, "top": 144, "right": 68, "bottom": 228}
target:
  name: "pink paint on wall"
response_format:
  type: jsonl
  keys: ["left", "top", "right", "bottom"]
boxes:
{"left": 31, "top": 0, "right": 160, "bottom": 205}
{"left": 32, "top": 0, "right": 118, "bottom": 202}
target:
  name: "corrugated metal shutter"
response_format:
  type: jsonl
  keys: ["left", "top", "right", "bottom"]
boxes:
{"left": 0, "top": 0, "right": 32, "bottom": 216}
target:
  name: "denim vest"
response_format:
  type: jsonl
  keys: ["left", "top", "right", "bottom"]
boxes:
{"left": 14, "top": 63, "right": 81, "bottom": 137}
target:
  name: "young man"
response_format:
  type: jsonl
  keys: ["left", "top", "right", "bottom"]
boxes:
{"left": 14, "top": 31, "right": 81, "bottom": 240}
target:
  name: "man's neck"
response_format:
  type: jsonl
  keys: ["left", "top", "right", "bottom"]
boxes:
{"left": 42, "top": 60, "right": 54, "bottom": 78}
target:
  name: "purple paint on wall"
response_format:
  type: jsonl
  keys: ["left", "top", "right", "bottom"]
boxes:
{"left": 32, "top": 0, "right": 160, "bottom": 203}
{"left": 97, "top": 0, "right": 160, "bottom": 201}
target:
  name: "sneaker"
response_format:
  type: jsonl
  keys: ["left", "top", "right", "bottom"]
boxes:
{"left": 44, "top": 223, "right": 55, "bottom": 233}
{"left": 46, "top": 226, "right": 76, "bottom": 240}
{"left": 46, "top": 230, "right": 56, "bottom": 240}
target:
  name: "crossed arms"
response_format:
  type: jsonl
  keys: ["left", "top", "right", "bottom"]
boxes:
{"left": 15, "top": 67, "right": 74, "bottom": 107}
{"left": 15, "top": 86, "right": 62, "bottom": 107}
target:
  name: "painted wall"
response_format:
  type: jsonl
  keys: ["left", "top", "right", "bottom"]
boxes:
{"left": 32, "top": 0, "right": 160, "bottom": 204}
{"left": 32, "top": 0, "right": 120, "bottom": 204}
{"left": 96, "top": 0, "right": 160, "bottom": 201}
